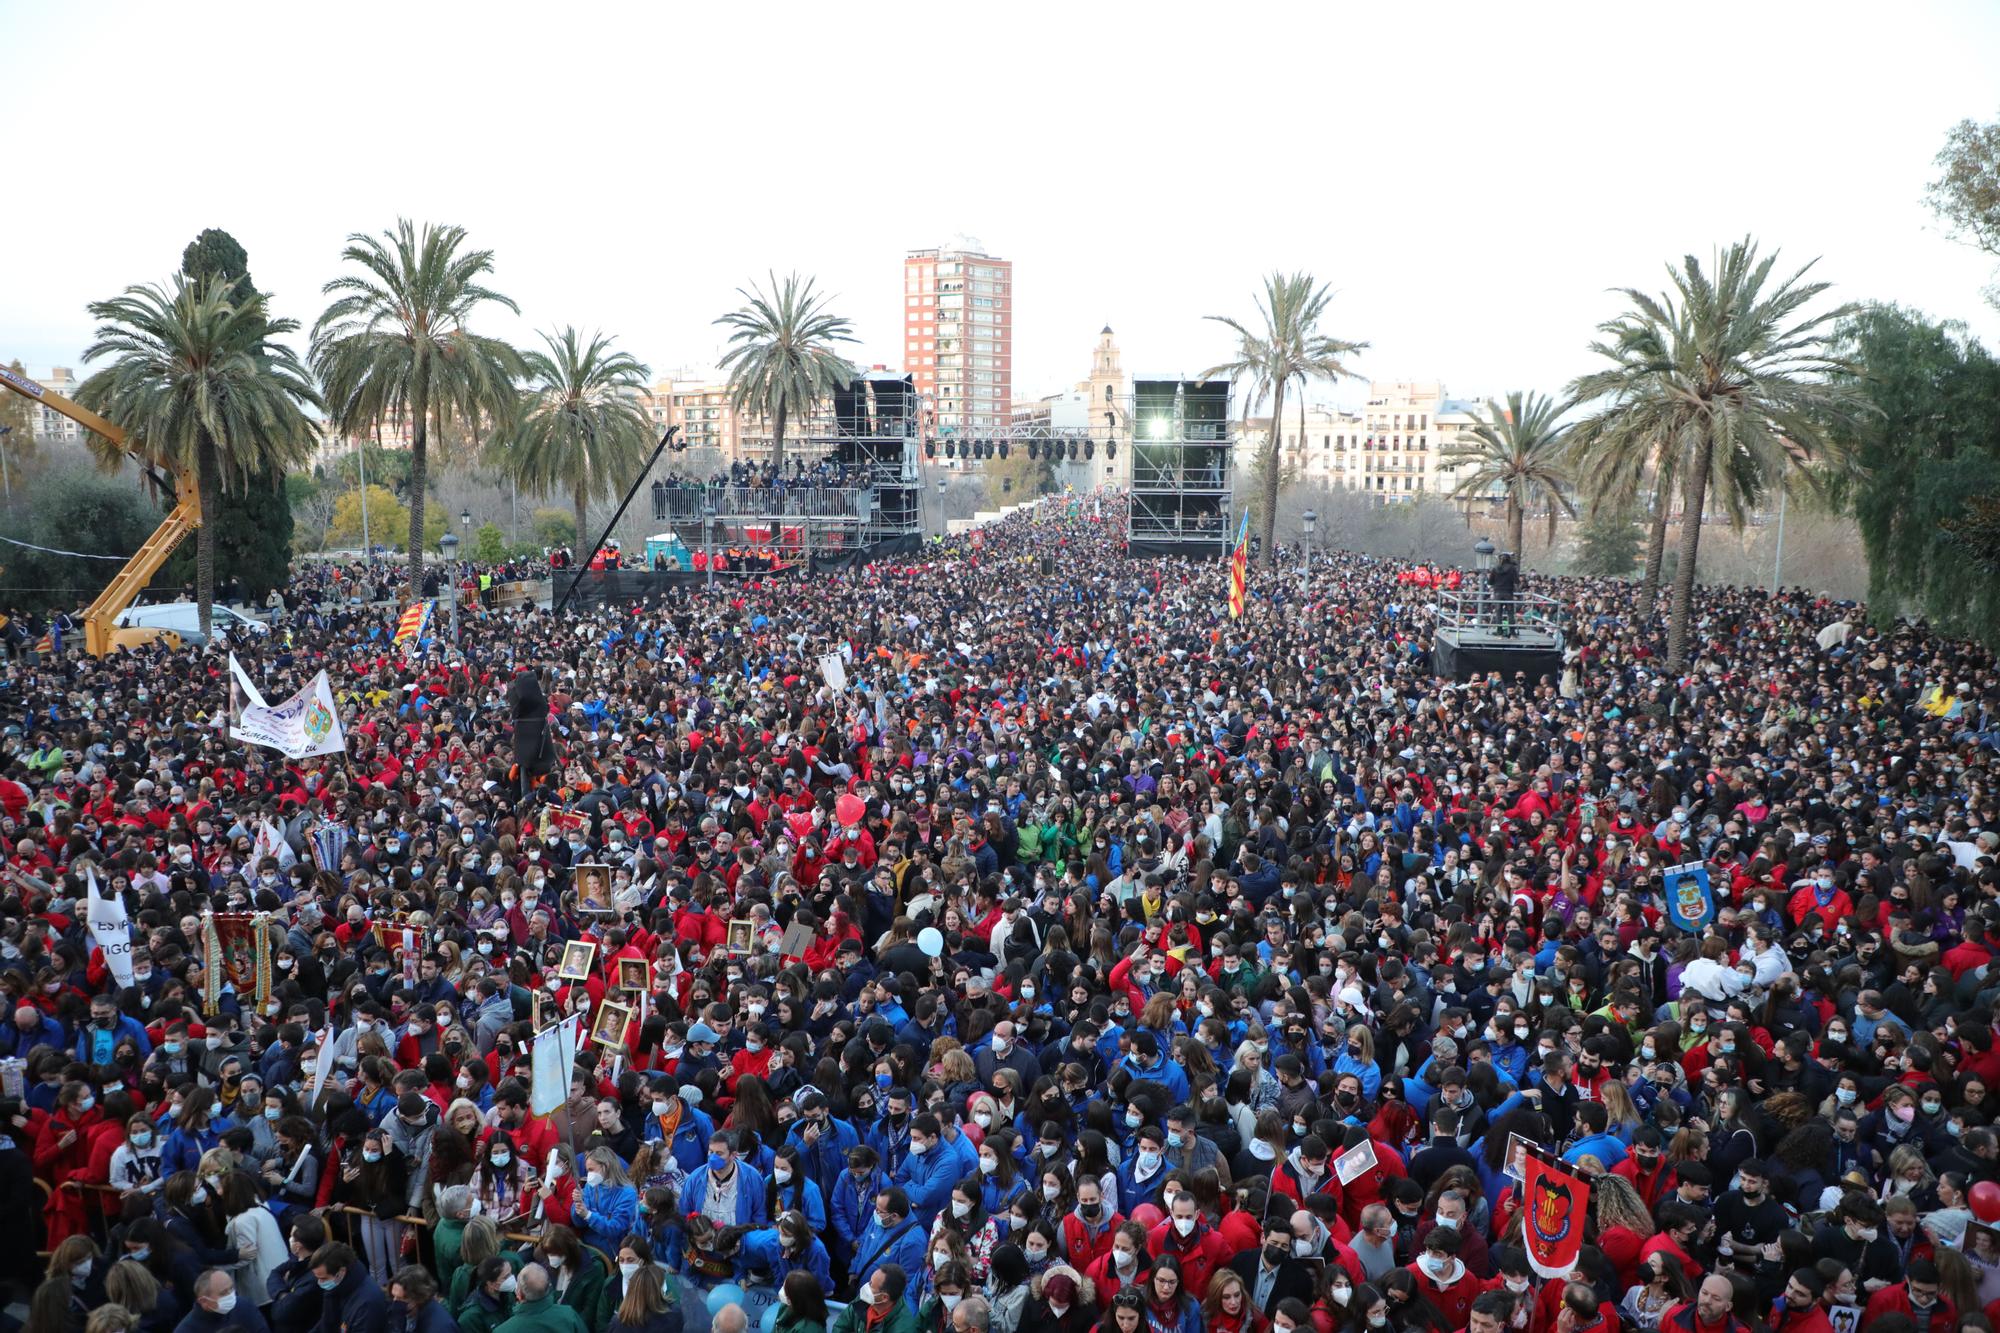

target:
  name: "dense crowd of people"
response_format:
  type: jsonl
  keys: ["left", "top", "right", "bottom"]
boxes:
{"left": 0, "top": 492, "right": 1996, "bottom": 1333}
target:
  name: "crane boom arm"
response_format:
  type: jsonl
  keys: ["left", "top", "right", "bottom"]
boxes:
{"left": 0, "top": 363, "right": 202, "bottom": 655}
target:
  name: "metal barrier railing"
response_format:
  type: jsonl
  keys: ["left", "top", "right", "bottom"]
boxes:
{"left": 1434, "top": 587, "right": 1565, "bottom": 638}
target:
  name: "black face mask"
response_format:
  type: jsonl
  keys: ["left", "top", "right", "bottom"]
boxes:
{"left": 1264, "top": 1245, "right": 1288, "bottom": 1267}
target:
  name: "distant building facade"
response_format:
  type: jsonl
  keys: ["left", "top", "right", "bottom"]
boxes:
{"left": 1238, "top": 379, "right": 1485, "bottom": 502}
{"left": 906, "top": 244, "right": 1012, "bottom": 436}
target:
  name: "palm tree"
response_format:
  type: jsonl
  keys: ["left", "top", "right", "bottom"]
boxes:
{"left": 74, "top": 275, "right": 318, "bottom": 634}
{"left": 1568, "top": 239, "right": 1866, "bottom": 667}
{"left": 1199, "top": 272, "right": 1367, "bottom": 566}
{"left": 1565, "top": 313, "right": 1691, "bottom": 618}
{"left": 1440, "top": 391, "right": 1576, "bottom": 563}
{"left": 312, "top": 220, "right": 521, "bottom": 592}
{"left": 714, "top": 272, "right": 858, "bottom": 477}
{"left": 492, "top": 327, "right": 655, "bottom": 546}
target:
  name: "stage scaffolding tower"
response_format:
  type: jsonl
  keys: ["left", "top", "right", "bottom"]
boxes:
{"left": 650, "top": 372, "right": 923, "bottom": 567}
{"left": 1122, "top": 379, "right": 1232, "bottom": 557}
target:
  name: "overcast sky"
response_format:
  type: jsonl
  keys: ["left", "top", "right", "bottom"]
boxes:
{"left": 7, "top": 2, "right": 2000, "bottom": 412}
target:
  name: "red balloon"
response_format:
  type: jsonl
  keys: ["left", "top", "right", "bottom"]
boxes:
{"left": 1971, "top": 1180, "right": 2000, "bottom": 1222}
{"left": 1130, "top": 1203, "right": 1164, "bottom": 1230}
{"left": 784, "top": 812, "right": 814, "bottom": 842}
{"left": 835, "top": 793, "right": 865, "bottom": 827}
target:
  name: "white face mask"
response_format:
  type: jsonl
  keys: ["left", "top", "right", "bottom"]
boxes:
{"left": 952, "top": 1199, "right": 972, "bottom": 1218}
{"left": 935, "top": 1248, "right": 953, "bottom": 1267}
{"left": 620, "top": 1262, "right": 642, "bottom": 1281}
{"left": 214, "top": 1293, "right": 237, "bottom": 1315}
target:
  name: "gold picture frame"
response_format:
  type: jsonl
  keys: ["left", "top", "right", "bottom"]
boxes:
{"left": 556, "top": 939, "right": 598, "bottom": 983}
{"left": 616, "top": 956, "right": 649, "bottom": 993}
{"left": 574, "top": 863, "right": 615, "bottom": 916}
{"left": 591, "top": 998, "right": 634, "bottom": 1049}
{"left": 726, "top": 919, "right": 755, "bottom": 954}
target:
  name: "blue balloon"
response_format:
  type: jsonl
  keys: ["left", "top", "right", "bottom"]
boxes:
{"left": 707, "top": 1284, "right": 747, "bottom": 1318}
{"left": 760, "top": 1303, "right": 780, "bottom": 1333}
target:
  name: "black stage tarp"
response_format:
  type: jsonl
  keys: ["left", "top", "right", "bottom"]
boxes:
{"left": 1431, "top": 628, "right": 1563, "bottom": 682}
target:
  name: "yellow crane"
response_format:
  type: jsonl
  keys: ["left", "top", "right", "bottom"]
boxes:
{"left": 0, "top": 363, "right": 200, "bottom": 655}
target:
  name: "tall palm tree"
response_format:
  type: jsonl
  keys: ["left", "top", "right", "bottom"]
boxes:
{"left": 1569, "top": 239, "right": 1866, "bottom": 667}
{"left": 492, "top": 327, "right": 655, "bottom": 546}
{"left": 714, "top": 272, "right": 858, "bottom": 477}
{"left": 312, "top": 220, "right": 521, "bottom": 592}
{"left": 1199, "top": 272, "right": 1366, "bottom": 565}
{"left": 74, "top": 275, "right": 319, "bottom": 634}
{"left": 1440, "top": 391, "right": 1576, "bottom": 563}
{"left": 1565, "top": 313, "right": 1691, "bottom": 618}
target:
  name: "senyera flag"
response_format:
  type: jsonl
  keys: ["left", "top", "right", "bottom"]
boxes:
{"left": 1522, "top": 1145, "right": 1590, "bottom": 1278}
{"left": 1228, "top": 509, "right": 1250, "bottom": 619}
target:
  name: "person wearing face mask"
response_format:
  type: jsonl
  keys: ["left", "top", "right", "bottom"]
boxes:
{"left": 1145, "top": 1193, "right": 1232, "bottom": 1301}
{"left": 1858, "top": 1256, "right": 1955, "bottom": 1330}
{"left": 1226, "top": 1217, "right": 1315, "bottom": 1319}
{"left": 37, "top": 1080, "right": 102, "bottom": 1245}
{"left": 177, "top": 1267, "right": 273, "bottom": 1333}
{"left": 1808, "top": 1197, "right": 1901, "bottom": 1294}
{"left": 1021, "top": 1265, "right": 1097, "bottom": 1333}
{"left": 736, "top": 1209, "right": 834, "bottom": 1296}
{"left": 1406, "top": 1230, "right": 1487, "bottom": 1331}
{"left": 639, "top": 1078, "right": 717, "bottom": 1177}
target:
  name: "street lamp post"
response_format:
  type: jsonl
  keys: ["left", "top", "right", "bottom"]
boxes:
{"left": 937, "top": 476, "right": 948, "bottom": 539}
{"left": 703, "top": 503, "right": 717, "bottom": 590}
{"left": 1473, "top": 537, "right": 1495, "bottom": 625}
{"left": 438, "top": 531, "right": 461, "bottom": 641}
{"left": 1300, "top": 509, "right": 1317, "bottom": 590}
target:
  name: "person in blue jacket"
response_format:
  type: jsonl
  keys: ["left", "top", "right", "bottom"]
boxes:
{"left": 766, "top": 1143, "right": 827, "bottom": 1233}
{"left": 681, "top": 1131, "right": 769, "bottom": 1226}
{"left": 830, "top": 1146, "right": 889, "bottom": 1280}
{"left": 1, "top": 1006, "right": 65, "bottom": 1059}
{"left": 1114, "top": 1033, "right": 1189, "bottom": 1104}
{"left": 571, "top": 1147, "right": 642, "bottom": 1258}
{"left": 784, "top": 1090, "right": 859, "bottom": 1203}
{"left": 75, "top": 995, "right": 152, "bottom": 1065}
{"left": 849, "top": 1186, "right": 928, "bottom": 1312}
{"left": 642, "top": 1085, "right": 717, "bottom": 1176}
{"left": 734, "top": 1209, "right": 832, "bottom": 1293}
{"left": 892, "top": 1113, "right": 956, "bottom": 1227}
{"left": 866, "top": 1087, "right": 917, "bottom": 1181}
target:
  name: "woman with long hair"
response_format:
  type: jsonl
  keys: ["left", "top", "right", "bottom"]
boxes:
{"left": 774, "top": 1267, "right": 831, "bottom": 1333}
{"left": 219, "top": 1169, "right": 284, "bottom": 1310}
{"left": 606, "top": 1237, "right": 680, "bottom": 1333}
{"left": 573, "top": 1147, "right": 641, "bottom": 1258}
{"left": 934, "top": 1176, "right": 1003, "bottom": 1286}
{"left": 1618, "top": 1250, "right": 1691, "bottom": 1332}
{"left": 1590, "top": 1173, "right": 1653, "bottom": 1293}
{"left": 1201, "top": 1267, "right": 1267, "bottom": 1333}
{"left": 1138, "top": 1256, "right": 1201, "bottom": 1333}
{"left": 26, "top": 1236, "right": 98, "bottom": 1333}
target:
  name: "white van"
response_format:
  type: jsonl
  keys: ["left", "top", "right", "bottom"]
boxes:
{"left": 114, "top": 602, "right": 269, "bottom": 647}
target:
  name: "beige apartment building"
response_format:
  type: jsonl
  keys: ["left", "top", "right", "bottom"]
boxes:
{"left": 22, "top": 367, "right": 85, "bottom": 443}
{"left": 639, "top": 376, "right": 741, "bottom": 457}
{"left": 906, "top": 244, "right": 1012, "bottom": 436}
{"left": 1239, "top": 380, "right": 1486, "bottom": 502}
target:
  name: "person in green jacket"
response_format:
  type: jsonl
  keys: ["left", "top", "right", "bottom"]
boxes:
{"left": 832, "top": 1265, "right": 920, "bottom": 1333}
{"left": 457, "top": 1258, "right": 518, "bottom": 1333}
{"left": 773, "top": 1269, "right": 833, "bottom": 1333}
{"left": 494, "top": 1264, "right": 590, "bottom": 1333}
{"left": 434, "top": 1186, "right": 474, "bottom": 1295}
{"left": 525, "top": 1225, "right": 610, "bottom": 1331}
{"left": 450, "top": 1219, "right": 526, "bottom": 1315}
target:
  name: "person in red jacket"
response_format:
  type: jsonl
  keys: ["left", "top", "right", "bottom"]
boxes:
{"left": 1058, "top": 1178, "right": 1123, "bottom": 1274}
{"left": 34, "top": 1081, "right": 101, "bottom": 1246}
{"left": 1549, "top": 1280, "right": 1620, "bottom": 1333}
{"left": 1767, "top": 1269, "right": 1834, "bottom": 1333}
{"left": 1662, "top": 1273, "right": 1755, "bottom": 1333}
{"left": 1146, "top": 1192, "right": 1231, "bottom": 1302}
{"left": 1406, "top": 1229, "right": 1494, "bottom": 1331}
{"left": 1943, "top": 918, "right": 1995, "bottom": 981}
{"left": 1859, "top": 1259, "right": 1953, "bottom": 1329}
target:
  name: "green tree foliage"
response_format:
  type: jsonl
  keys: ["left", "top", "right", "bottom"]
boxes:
{"left": 313, "top": 220, "right": 522, "bottom": 593}
{"left": 490, "top": 327, "right": 654, "bottom": 543}
{"left": 0, "top": 468, "right": 167, "bottom": 614}
{"left": 473, "top": 522, "right": 508, "bottom": 563}
{"left": 1833, "top": 304, "right": 2000, "bottom": 641}
{"left": 715, "top": 272, "right": 859, "bottom": 476}
{"left": 1199, "top": 273, "right": 1368, "bottom": 566}
{"left": 1928, "top": 110, "right": 2000, "bottom": 308}
{"left": 75, "top": 276, "right": 318, "bottom": 634}
{"left": 173, "top": 229, "right": 297, "bottom": 602}
{"left": 1567, "top": 239, "right": 1864, "bottom": 667}
{"left": 1440, "top": 391, "right": 1575, "bottom": 564}
{"left": 327, "top": 485, "right": 408, "bottom": 550}
{"left": 1573, "top": 502, "right": 1644, "bottom": 577}
{"left": 532, "top": 508, "right": 576, "bottom": 547}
